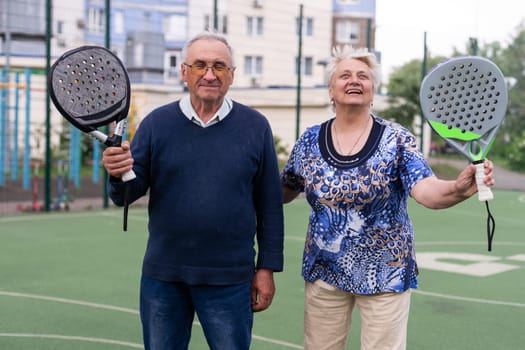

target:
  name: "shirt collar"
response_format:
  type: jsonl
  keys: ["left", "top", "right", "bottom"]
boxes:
{"left": 180, "top": 96, "right": 233, "bottom": 127}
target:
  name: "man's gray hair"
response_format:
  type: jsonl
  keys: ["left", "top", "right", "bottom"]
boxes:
{"left": 181, "top": 30, "right": 235, "bottom": 66}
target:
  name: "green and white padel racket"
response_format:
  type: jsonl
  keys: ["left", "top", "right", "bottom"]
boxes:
{"left": 420, "top": 56, "right": 508, "bottom": 202}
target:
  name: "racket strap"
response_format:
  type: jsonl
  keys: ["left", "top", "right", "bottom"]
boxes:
{"left": 484, "top": 201, "right": 496, "bottom": 251}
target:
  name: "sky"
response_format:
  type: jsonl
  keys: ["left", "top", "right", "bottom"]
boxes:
{"left": 374, "top": 0, "right": 525, "bottom": 82}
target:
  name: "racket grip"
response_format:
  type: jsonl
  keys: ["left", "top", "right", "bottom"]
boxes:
{"left": 474, "top": 162, "right": 493, "bottom": 201}
{"left": 121, "top": 169, "right": 136, "bottom": 182}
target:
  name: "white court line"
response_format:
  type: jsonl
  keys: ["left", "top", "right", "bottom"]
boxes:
{"left": 0, "top": 211, "right": 118, "bottom": 223}
{"left": 0, "top": 290, "right": 304, "bottom": 349}
{"left": 415, "top": 241, "right": 525, "bottom": 247}
{"left": 0, "top": 210, "right": 147, "bottom": 225}
{"left": 0, "top": 332, "right": 304, "bottom": 350}
{"left": 414, "top": 289, "right": 525, "bottom": 308}
{"left": 0, "top": 333, "right": 143, "bottom": 348}
{"left": 252, "top": 334, "right": 303, "bottom": 349}
{"left": 2, "top": 287, "right": 522, "bottom": 348}
{"left": 0, "top": 290, "right": 138, "bottom": 314}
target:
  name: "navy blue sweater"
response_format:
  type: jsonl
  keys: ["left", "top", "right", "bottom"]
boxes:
{"left": 108, "top": 101, "right": 284, "bottom": 285}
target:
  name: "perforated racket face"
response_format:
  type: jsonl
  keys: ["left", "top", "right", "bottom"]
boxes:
{"left": 420, "top": 56, "right": 508, "bottom": 160}
{"left": 49, "top": 46, "right": 130, "bottom": 132}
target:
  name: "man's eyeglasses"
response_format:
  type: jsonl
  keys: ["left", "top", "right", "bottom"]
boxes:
{"left": 183, "top": 61, "right": 233, "bottom": 78}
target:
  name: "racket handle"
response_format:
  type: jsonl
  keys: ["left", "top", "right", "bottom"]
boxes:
{"left": 121, "top": 169, "right": 136, "bottom": 182}
{"left": 474, "top": 162, "right": 493, "bottom": 201}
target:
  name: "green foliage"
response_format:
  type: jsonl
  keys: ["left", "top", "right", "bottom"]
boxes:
{"left": 274, "top": 135, "right": 290, "bottom": 170}
{"left": 506, "top": 129, "right": 525, "bottom": 171}
{"left": 380, "top": 57, "right": 446, "bottom": 131}
{"left": 480, "top": 23, "right": 525, "bottom": 171}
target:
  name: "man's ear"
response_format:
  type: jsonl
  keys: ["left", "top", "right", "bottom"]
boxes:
{"left": 180, "top": 64, "right": 188, "bottom": 82}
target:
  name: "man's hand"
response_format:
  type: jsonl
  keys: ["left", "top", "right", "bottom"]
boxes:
{"left": 251, "top": 269, "right": 275, "bottom": 312}
{"left": 102, "top": 141, "right": 134, "bottom": 178}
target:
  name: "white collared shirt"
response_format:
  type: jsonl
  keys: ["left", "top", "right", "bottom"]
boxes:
{"left": 179, "top": 96, "right": 233, "bottom": 128}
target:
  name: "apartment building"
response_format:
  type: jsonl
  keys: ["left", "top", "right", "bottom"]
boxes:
{"left": 0, "top": 0, "right": 380, "bottom": 160}
{"left": 1, "top": 0, "right": 378, "bottom": 83}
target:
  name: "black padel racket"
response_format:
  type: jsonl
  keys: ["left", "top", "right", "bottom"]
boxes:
{"left": 420, "top": 56, "right": 508, "bottom": 250}
{"left": 49, "top": 45, "right": 136, "bottom": 231}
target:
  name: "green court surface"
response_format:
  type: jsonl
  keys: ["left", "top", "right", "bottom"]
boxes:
{"left": 1, "top": 189, "right": 524, "bottom": 349}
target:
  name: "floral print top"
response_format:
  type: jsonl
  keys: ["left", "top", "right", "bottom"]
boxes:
{"left": 281, "top": 115, "right": 434, "bottom": 294}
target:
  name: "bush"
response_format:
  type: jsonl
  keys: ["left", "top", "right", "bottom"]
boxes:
{"left": 507, "top": 131, "right": 525, "bottom": 172}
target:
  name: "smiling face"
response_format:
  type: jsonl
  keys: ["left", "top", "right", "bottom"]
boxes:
{"left": 181, "top": 38, "right": 235, "bottom": 107}
{"left": 329, "top": 58, "right": 375, "bottom": 109}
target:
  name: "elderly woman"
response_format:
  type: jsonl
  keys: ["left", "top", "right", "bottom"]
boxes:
{"left": 281, "top": 45, "right": 495, "bottom": 350}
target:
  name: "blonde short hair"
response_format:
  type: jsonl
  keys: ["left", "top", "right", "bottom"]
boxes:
{"left": 325, "top": 45, "right": 381, "bottom": 91}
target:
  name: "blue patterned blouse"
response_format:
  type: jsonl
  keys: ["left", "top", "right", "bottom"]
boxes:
{"left": 281, "top": 115, "right": 434, "bottom": 294}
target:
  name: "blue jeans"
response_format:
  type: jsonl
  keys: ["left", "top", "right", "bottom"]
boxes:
{"left": 140, "top": 275, "right": 253, "bottom": 350}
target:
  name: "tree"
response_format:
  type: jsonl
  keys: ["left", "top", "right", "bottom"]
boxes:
{"left": 481, "top": 23, "right": 525, "bottom": 170}
{"left": 461, "top": 22, "right": 525, "bottom": 169}
{"left": 379, "top": 57, "right": 447, "bottom": 132}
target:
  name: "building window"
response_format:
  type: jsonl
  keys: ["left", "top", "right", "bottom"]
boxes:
{"left": 56, "top": 20, "right": 64, "bottom": 34}
{"left": 244, "top": 56, "right": 263, "bottom": 76}
{"left": 246, "top": 16, "right": 264, "bottom": 36}
{"left": 166, "top": 54, "right": 179, "bottom": 79}
{"left": 337, "top": 0, "right": 360, "bottom": 4}
{"left": 295, "top": 56, "right": 314, "bottom": 76}
{"left": 222, "top": 15, "right": 228, "bottom": 34}
{"left": 143, "top": 12, "right": 152, "bottom": 31}
{"left": 336, "top": 19, "right": 360, "bottom": 43}
{"left": 204, "top": 14, "right": 211, "bottom": 30}
{"left": 164, "top": 14, "right": 187, "bottom": 41}
{"left": 304, "top": 57, "right": 313, "bottom": 75}
{"left": 305, "top": 18, "right": 314, "bottom": 36}
{"left": 204, "top": 14, "right": 228, "bottom": 34}
{"left": 296, "top": 17, "right": 314, "bottom": 36}
{"left": 87, "top": 7, "right": 105, "bottom": 33}
{"left": 134, "top": 43, "right": 144, "bottom": 66}
{"left": 115, "top": 11, "right": 124, "bottom": 34}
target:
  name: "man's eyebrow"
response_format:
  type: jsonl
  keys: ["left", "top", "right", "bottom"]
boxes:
{"left": 191, "top": 59, "right": 227, "bottom": 64}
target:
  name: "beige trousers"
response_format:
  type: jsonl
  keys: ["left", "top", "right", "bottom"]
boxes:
{"left": 304, "top": 280, "right": 411, "bottom": 350}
